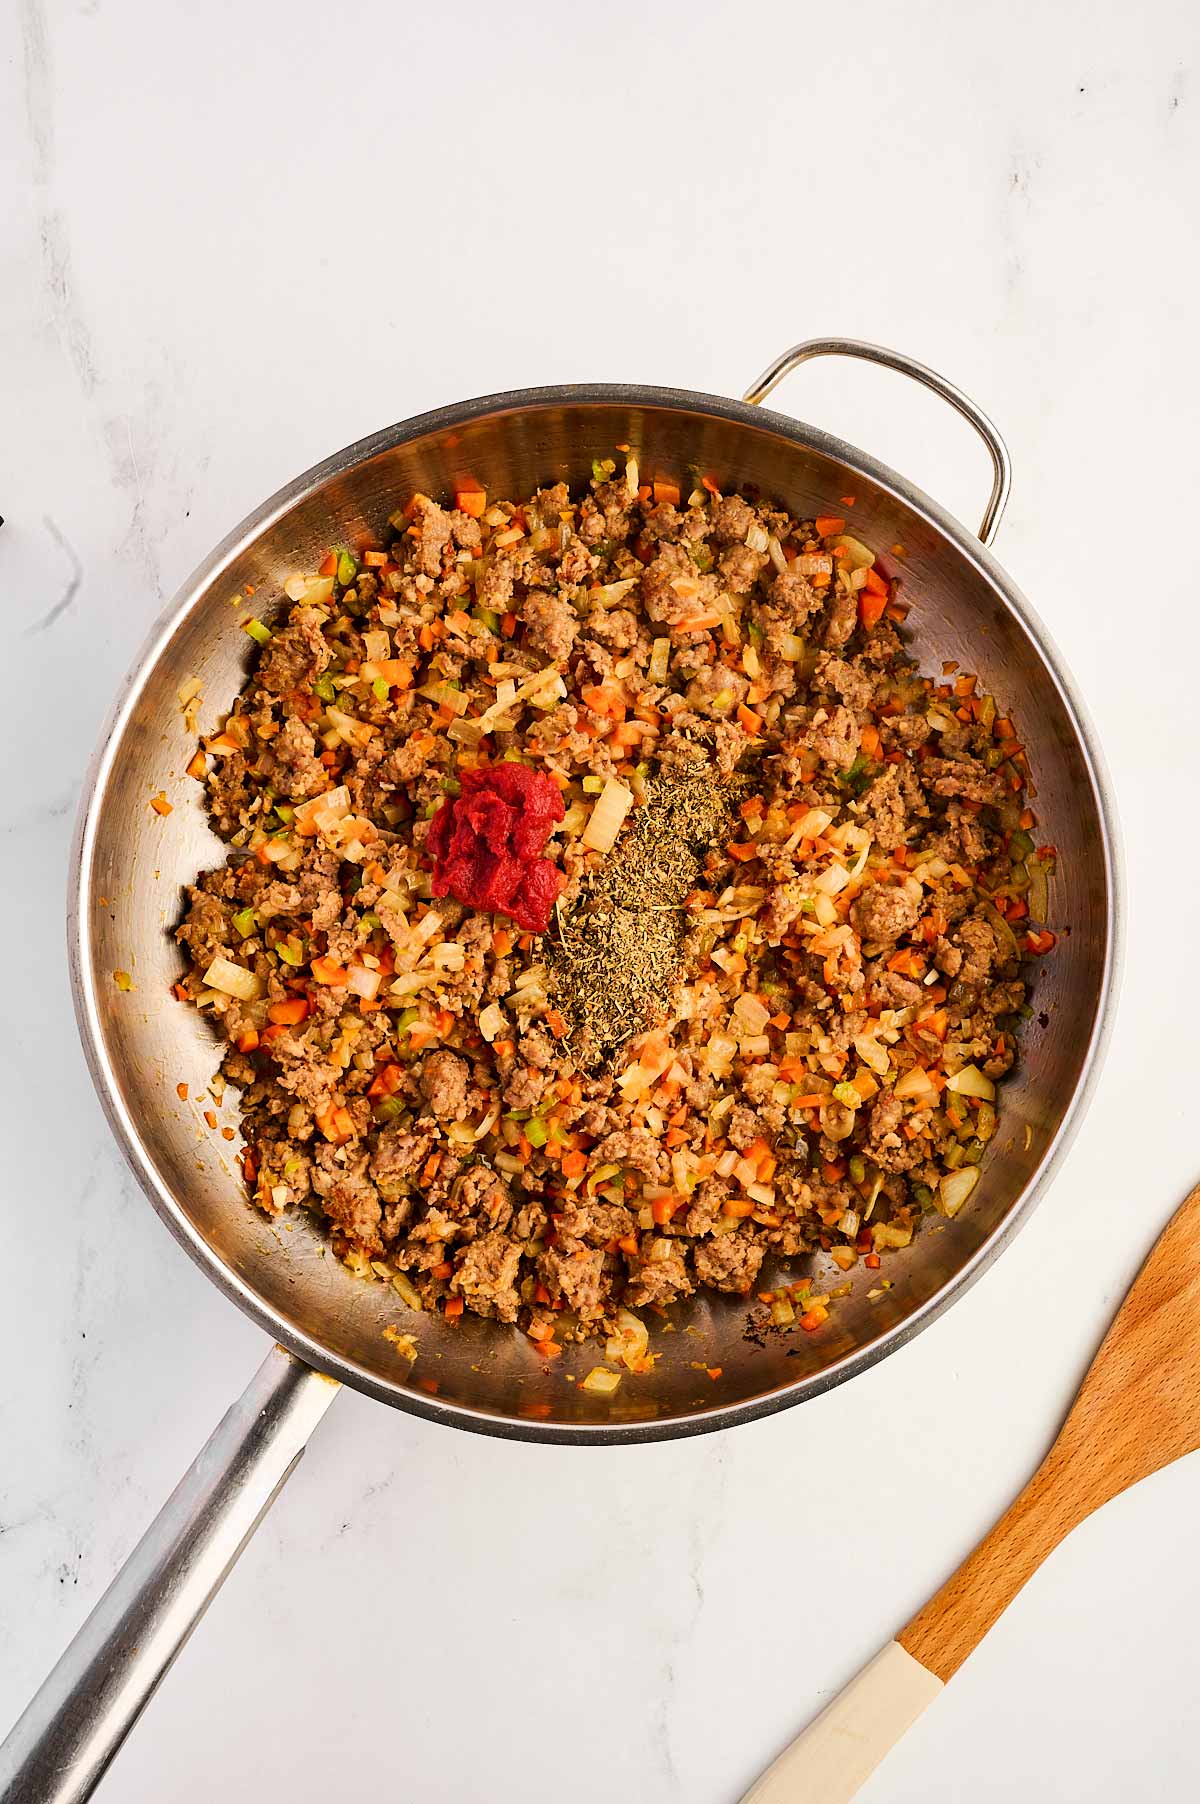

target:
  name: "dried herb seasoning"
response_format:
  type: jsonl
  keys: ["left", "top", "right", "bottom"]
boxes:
{"left": 547, "top": 765, "right": 740, "bottom": 1068}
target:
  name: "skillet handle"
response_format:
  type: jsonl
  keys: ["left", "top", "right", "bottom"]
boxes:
{"left": 0, "top": 1344, "right": 339, "bottom": 1804}
{"left": 742, "top": 337, "right": 1012, "bottom": 546}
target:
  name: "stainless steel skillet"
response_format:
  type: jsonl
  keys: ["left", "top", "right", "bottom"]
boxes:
{"left": 0, "top": 340, "right": 1120, "bottom": 1803}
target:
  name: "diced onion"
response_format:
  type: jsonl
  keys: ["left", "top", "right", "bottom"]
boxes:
{"left": 478, "top": 1002, "right": 506, "bottom": 1042}
{"left": 945, "top": 1064, "right": 996, "bottom": 1100}
{"left": 795, "top": 553, "right": 833, "bottom": 577}
{"left": 815, "top": 861, "right": 852, "bottom": 896}
{"left": 287, "top": 574, "right": 335, "bottom": 606}
{"left": 938, "top": 1166, "right": 980, "bottom": 1217}
{"left": 854, "top": 1033, "right": 891, "bottom": 1076}
{"left": 292, "top": 785, "right": 351, "bottom": 834}
{"left": 767, "top": 535, "right": 788, "bottom": 574}
{"left": 475, "top": 663, "right": 562, "bottom": 732}
{"left": 204, "top": 956, "right": 264, "bottom": 1002}
{"left": 893, "top": 1067, "right": 936, "bottom": 1101}
{"left": 392, "top": 1271, "right": 423, "bottom": 1310}
{"left": 745, "top": 522, "right": 769, "bottom": 553}
{"left": 347, "top": 964, "right": 382, "bottom": 1000}
{"left": 733, "top": 993, "right": 771, "bottom": 1034}
{"left": 581, "top": 1367, "right": 622, "bottom": 1396}
{"left": 624, "top": 456, "right": 639, "bottom": 499}
{"left": 326, "top": 708, "right": 376, "bottom": 748}
{"left": 591, "top": 579, "right": 638, "bottom": 608}
{"left": 605, "top": 1309, "right": 649, "bottom": 1371}
{"left": 793, "top": 807, "right": 833, "bottom": 839}
{"left": 829, "top": 534, "right": 875, "bottom": 570}
{"left": 416, "top": 682, "right": 469, "bottom": 717}
{"left": 649, "top": 638, "right": 671, "bottom": 683}
{"left": 362, "top": 630, "right": 391, "bottom": 662}
{"left": 582, "top": 776, "right": 633, "bottom": 853}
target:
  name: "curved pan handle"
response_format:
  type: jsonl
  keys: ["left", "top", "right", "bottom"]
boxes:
{"left": 0, "top": 1345, "right": 339, "bottom": 1804}
{"left": 742, "top": 337, "right": 1012, "bottom": 546}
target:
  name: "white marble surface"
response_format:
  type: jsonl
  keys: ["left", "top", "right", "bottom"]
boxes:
{"left": 3, "top": 2, "right": 1200, "bottom": 1797}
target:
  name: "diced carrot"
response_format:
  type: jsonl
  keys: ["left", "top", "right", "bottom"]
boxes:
{"left": 815, "top": 515, "right": 845, "bottom": 536}
{"left": 454, "top": 485, "right": 486, "bottom": 517}
{"left": 561, "top": 1150, "right": 587, "bottom": 1179}
{"left": 652, "top": 478, "right": 681, "bottom": 506}
{"left": 444, "top": 1295, "right": 464, "bottom": 1320}
{"left": 203, "top": 1109, "right": 218, "bottom": 1130}
{"left": 799, "top": 1307, "right": 828, "bottom": 1333}
{"left": 236, "top": 1029, "right": 259, "bottom": 1054}
{"left": 362, "top": 549, "right": 388, "bottom": 567}
{"left": 421, "top": 1153, "right": 442, "bottom": 1185}
{"left": 268, "top": 997, "right": 309, "bottom": 1026}
{"left": 737, "top": 703, "right": 763, "bottom": 734}
{"left": 701, "top": 474, "right": 722, "bottom": 496}
{"left": 310, "top": 956, "right": 347, "bottom": 985}
{"left": 862, "top": 566, "right": 889, "bottom": 598}
{"left": 149, "top": 791, "right": 173, "bottom": 816}
{"left": 887, "top": 948, "right": 925, "bottom": 977}
{"left": 185, "top": 750, "right": 207, "bottom": 781}
{"left": 727, "top": 840, "right": 759, "bottom": 862}
{"left": 175, "top": 1081, "right": 189, "bottom": 1101}
{"left": 860, "top": 723, "right": 881, "bottom": 760}
{"left": 609, "top": 720, "right": 644, "bottom": 748}
{"left": 821, "top": 1159, "right": 846, "bottom": 1183}
{"left": 617, "top": 1234, "right": 641, "bottom": 1257}
{"left": 367, "top": 1064, "right": 402, "bottom": 1102}
{"left": 651, "top": 1197, "right": 678, "bottom": 1225}
{"left": 858, "top": 591, "right": 887, "bottom": 631}
{"left": 318, "top": 552, "right": 337, "bottom": 578}
{"left": 723, "top": 1196, "right": 756, "bottom": 1219}
{"left": 924, "top": 1009, "right": 948, "bottom": 1040}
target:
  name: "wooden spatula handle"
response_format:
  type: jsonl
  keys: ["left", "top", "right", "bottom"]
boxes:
{"left": 898, "top": 1459, "right": 1074, "bottom": 1680}
{"left": 739, "top": 1642, "right": 943, "bottom": 1804}
{"left": 740, "top": 1460, "right": 1079, "bottom": 1801}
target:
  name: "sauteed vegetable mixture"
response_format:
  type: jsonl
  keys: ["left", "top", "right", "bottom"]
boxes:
{"left": 174, "top": 459, "right": 1054, "bottom": 1358}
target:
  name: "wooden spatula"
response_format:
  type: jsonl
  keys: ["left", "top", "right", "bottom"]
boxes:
{"left": 742, "top": 1183, "right": 1200, "bottom": 1803}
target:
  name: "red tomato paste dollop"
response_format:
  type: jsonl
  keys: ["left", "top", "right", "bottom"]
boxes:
{"left": 426, "top": 765, "right": 565, "bottom": 933}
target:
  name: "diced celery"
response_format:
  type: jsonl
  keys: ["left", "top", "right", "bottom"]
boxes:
{"left": 243, "top": 617, "right": 272, "bottom": 646}
{"left": 372, "top": 677, "right": 390, "bottom": 703}
{"left": 231, "top": 907, "right": 256, "bottom": 938}
{"left": 525, "top": 1117, "right": 549, "bottom": 1148}
{"left": 313, "top": 673, "right": 336, "bottom": 703}
{"left": 337, "top": 550, "right": 358, "bottom": 586}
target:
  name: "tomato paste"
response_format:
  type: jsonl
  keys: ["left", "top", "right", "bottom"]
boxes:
{"left": 426, "top": 764, "right": 564, "bottom": 933}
